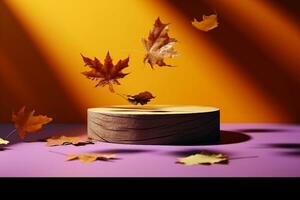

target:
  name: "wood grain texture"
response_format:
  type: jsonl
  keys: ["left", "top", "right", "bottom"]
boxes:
{"left": 87, "top": 105, "right": 220, "bottom": 145}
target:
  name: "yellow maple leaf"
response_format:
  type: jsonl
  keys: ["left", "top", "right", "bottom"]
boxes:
{"left": 177, "top": 151, "right": 228, "bottom": 165}
{"left": 192, "top": 14, "right": 218, "bottom": 32}
{"left": 66, "top": 153, "right": 116, "bottom": 163}
{"left": 46, "top": 135, "right": 94, "bottom": 147}
{"left": 0, "top": 137, "right": 9, "bottom": 145}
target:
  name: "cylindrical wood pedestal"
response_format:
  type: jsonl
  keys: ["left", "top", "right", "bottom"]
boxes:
{"left": 87, "top": 105, "right": 220, "bottom": 145}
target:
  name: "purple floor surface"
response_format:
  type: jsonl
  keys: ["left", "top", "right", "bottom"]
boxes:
{"left": 0, "top": 123, "right": 299, "bottom": 177}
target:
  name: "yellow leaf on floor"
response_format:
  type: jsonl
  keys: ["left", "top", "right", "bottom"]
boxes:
{"left": 177, "top": 151, "right": 228, "bottom": 165}
{"left": 66, "top": 153, "right": 116, "bottom": 163}
{"left": 0, "top": 137, "right": 9, "bottom": 145}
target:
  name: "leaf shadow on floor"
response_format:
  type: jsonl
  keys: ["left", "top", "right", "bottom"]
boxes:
{"left": 260, "top": 143, "right": 300, "bottom": 157}
{"left": 0, "top": 147, "right": 11, "bottom": 151}
{"left": 89, "top": 149, "right": 156, "bottom": 154}
{"left": 281, "top": 151, "right": 300, "bottom": 156}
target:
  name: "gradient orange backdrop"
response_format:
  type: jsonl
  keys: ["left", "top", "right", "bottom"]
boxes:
{"left": 0, "top": 0, "right": 299, "bottom": 123}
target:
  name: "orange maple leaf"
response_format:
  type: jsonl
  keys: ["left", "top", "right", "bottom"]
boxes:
{"left": 81, "top": 51, "right": 129, "bottom": 93}
{"left": 46, "top": 135, "right": 94, "bottom": 146}
{"left": 66, "top": 153, "right": 116, "bottom": 163}
{"left": 12, "top": 106, "right": 53, "bottom": 139}
{"left": 142, "top": 17, "right": 179, "bottom": 68}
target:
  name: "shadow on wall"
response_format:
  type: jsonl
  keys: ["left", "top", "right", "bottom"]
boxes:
{"left": 1, "top": 1, "right": 300, "bottom": 123}
{"left": 163, "top": 0, "right": 300, "bottom": 123}
{"left": 0, "top": 1, "right": 82, "bottom": 123}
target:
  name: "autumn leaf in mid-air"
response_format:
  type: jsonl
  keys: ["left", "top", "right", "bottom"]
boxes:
{"left": 12, "top": 106, "right": 53, "bottom": 139}
{"left": 192, "top": 14, "right": 218, "bottom": 32}
{"left": 177, "top": 151, "right": 228, "bottom": 165}
{"left": 46, "top": 135, "right": 94, "bottom": 147}
{"left": 66, "top": 153, "right": 116, "bottom": 163}
{"left": 142, "top": 17, "right": 179, "bottom": 68}
{"left": 0, "top": 138, "right": 9, "bottom": 145}
{"left": 81, "top": 52, "right": 129, "bottom": 93}
{"left": 127, "top": 91, "right": 155, "bottom": 105}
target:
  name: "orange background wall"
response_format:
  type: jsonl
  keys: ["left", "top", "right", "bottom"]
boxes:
{"left": 0, "top": 0, "right": 299, "bottom": 123}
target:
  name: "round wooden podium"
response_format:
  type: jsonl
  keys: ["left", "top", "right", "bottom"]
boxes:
{"left": 87, "top": 105, "right": 220, "bottom": 145}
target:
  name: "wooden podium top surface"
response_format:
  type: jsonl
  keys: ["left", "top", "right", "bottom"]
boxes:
{"left": 88, "top": 105, "right": 219, "bottom": 115}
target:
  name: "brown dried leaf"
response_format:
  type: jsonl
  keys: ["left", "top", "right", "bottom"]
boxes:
{"left": 142, "top": 17, "right": 179, "bottom": 68}
{"left": 12, "top": 106, "right": 53, "bottom": 139}
{"left": 81, "top": 51, "right": 129, "bottom": 92}
{"left": 46, "top": 135, "right": 94, "bottom": 147}
{"left": 127, "top": 91, "right": 155, "bottom": 105}
{"left": 0, "top": 138, "right": 9, "bottom": 145}
{"left": 192, "top": 14, "right": 218, "bottom": 32}
{"left": 66, "top": 153, "right": 116, "bottom": 163}
{"left": 177, "top": 151, "right": 228, "bottom": 165}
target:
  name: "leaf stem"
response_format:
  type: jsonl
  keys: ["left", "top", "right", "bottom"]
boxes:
{"left": 5, "top": 128, "right": 16, "bottom": 139}
{"left": 108, "top": 83, "right": 115, "bottom": 93}
{"left": 229, "top": 156, "right": 258, "bottom": 160}
{"left": 115, "top": 92, "right": 129, "bottom": 101}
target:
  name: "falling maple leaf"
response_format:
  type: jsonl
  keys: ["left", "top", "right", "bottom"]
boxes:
{"left": 126, "top": 91, "right": 155, "bottom": 105}
{"left": 142, "top": 17, "right": 179, "bottom": 68}
{"left": 12, "top": 106, "right": 53, "bottom": 139}
{"left": 192, "top": 14, "right": 218, "bottom": 32}
{"left": 46, "top": 135, "right": 94, "bottom": 147}
{"left": 177, "top": 151, "right": 228, "bottom": 165}
{"left": 0, "top": 138, "right": 9, "bottom": 145}
{"left": 66, "top": 153, "right": 116, "bottom": 163}
{"left": 81, "top": 52, "right": 129, "bottom": 93}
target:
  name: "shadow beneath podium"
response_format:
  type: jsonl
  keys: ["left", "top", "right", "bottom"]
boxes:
{"left": 176, "top": 130, "right": 251, "bottom": 146}
{"left": 90, "top": 149, "right": 155, "bottom": 154}
{"left": 219, "top": 130, "right": 251, "bottom": 145}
